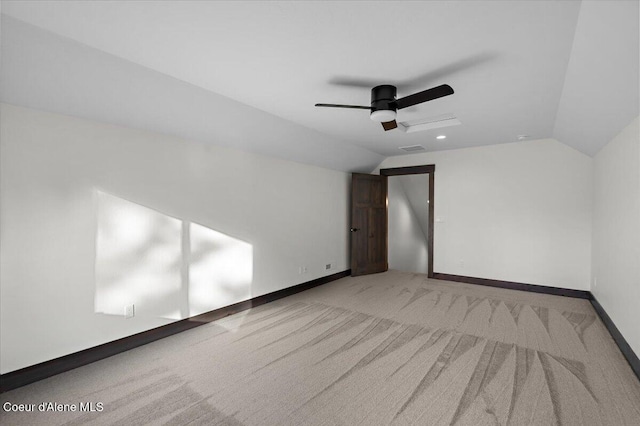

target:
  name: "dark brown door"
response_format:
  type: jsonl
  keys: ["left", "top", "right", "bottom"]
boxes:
{"left": 351, "top": 173, "right": 388, "bottom": 276}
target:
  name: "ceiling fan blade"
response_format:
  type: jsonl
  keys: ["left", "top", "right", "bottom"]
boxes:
{"left": 315, "top": 103, "right": 371, "bottom": 110}
{"left": 381, "top": 120, "right": 397, "bottom": 131}
{"left": 395, "top": 84, "right": 454, "bottom": 109}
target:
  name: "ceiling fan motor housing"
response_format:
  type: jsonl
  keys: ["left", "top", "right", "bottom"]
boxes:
{"left": 371, "top": 85, "right": 397, "bottom": 112}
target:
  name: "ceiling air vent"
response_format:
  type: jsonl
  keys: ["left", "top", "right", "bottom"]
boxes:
{"left": 398, "top": 113, "right": 461, "bottom": 133}
{"left": 399, "top": 145, "right": 426, "bottom": 152}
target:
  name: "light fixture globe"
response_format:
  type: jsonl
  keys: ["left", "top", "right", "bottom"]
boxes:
{"left": 370, "top": 109, "right": 397, "bottom": 122}
{"left": 369, "top": 85, "right": 398, "bottom": 123}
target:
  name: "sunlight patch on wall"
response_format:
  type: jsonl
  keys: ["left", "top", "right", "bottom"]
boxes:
{"left": 94, "top": 191, "right": 253, "bottom": 322}
{"left": 189, "top": 222, "right": 253, "bottom": 317}
{"left": 95, "top": 192, "right": 182, "bottom": 319}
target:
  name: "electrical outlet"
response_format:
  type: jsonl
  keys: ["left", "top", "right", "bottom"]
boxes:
{"left": 326, "top": 263, "right": 332, "bottom": 270}
{"left": 299, "top": 266, "right": 308, "bottom": 274}
{"left": 459, "top": 260, "right": 464, "bottom": 268}
{"left": 124, "top": 304, "right": 135, "bottom": 319}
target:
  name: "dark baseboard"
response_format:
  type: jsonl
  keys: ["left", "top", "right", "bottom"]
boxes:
{"left": 590, "top": 297, "right": 640, "bottom": 380}
{"left": 4, "top": 269, "right": 638, "bottom": 391}
{"left": 432, "top": 273, "right": 592, "bottom": 299}
{"left": 0, "top": 269, "right": 351, "bottom": 393}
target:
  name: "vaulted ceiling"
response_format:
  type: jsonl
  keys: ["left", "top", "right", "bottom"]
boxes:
{"left": 1, "top": 1, "right": 638, "bottom": 169}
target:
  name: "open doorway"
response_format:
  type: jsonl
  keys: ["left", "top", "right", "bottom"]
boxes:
{"left": 387, "top": 174, "right": 430, "bottom": 274}
{"left": 380, "top": 165, "right": 435, "bottom": 277}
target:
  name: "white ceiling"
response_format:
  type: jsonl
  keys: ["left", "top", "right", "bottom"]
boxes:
{"left": 2, "top": 1, "right": 638, "bottom": 159}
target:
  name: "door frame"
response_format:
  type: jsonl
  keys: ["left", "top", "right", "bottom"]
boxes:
{"left": 380, "top": 164, "right": 435, "bottom": 278}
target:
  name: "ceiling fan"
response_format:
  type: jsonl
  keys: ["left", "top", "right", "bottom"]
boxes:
{"left": 315, "top": 84, "right": 454, "bottom": 131}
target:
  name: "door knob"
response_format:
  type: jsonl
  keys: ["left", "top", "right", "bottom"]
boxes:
{"left": 350, "top": 228, "right": 359, "bottom": 232}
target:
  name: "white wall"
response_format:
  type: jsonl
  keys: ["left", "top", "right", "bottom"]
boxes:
{"left": 388, "top": 177, "right": 428, "bottom": 274}
{"left": 591, "top": 116, "right": 640, "bottom": 355}
{"left": 377, "top": 139, "right": 593, "bottom": 290}
{"left": 0, "top": 104, "right": 350, "bottom": 373}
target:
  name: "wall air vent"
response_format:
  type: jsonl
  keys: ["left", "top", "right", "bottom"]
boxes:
{"left": 398, "top": 113, "right": 462, "bottom": 133}
{"left": 398, "top": 145, "right": 426, "bottom": 152}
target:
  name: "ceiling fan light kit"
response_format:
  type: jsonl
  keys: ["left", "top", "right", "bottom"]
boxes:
{"left": 315, "top": 83, "right": 454, "bottom": 132}
{"left": 370, "top": 109, "right": 397, "bottom": 122}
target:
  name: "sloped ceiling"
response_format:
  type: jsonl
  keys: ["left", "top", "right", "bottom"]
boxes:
{"left": 553, "top": 0, "right": 639, "bottom": 156}
{"left": 1, "top": 1, "right": 638, "bottom": 171}
{"left": 0, "top": 16, "right": 385, "bottom": 173}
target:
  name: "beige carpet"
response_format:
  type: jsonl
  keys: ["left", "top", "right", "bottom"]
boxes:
{"left": 1, "top": 270, "right": 639, "bottom": 425}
